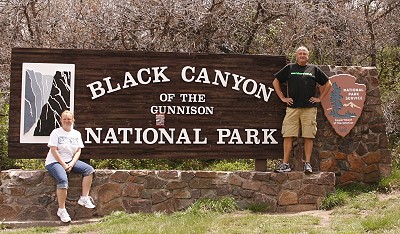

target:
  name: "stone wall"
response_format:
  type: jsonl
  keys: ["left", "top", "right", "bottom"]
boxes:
{"left": 0, "top": 169, "right": 335, "bottom": 221}
{"left": 290, "top": 66, "right": 391, "bottom": 185}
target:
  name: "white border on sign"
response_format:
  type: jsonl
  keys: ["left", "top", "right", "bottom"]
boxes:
{"left": 20, "top": 63, "right": 75, "bottom": 143}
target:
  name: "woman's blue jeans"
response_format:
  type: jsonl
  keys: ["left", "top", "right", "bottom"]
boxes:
{"left": 46, "top": 160, "right": 95, "bottom": 189}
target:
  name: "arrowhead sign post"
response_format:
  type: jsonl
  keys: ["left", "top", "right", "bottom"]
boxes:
{"left": 320, "top": 74, "right": 366, "bottom": 137}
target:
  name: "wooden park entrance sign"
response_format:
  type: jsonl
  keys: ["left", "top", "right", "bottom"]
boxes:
{"left": 8, "top": 48, "right": 287, "bottom": 169}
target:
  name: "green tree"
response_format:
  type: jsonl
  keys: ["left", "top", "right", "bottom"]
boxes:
{"left": 329, "top": 82, "right": 343, "bottom": 117}
{"left": 0, "top": 100, "right": 14, "bottom": 170}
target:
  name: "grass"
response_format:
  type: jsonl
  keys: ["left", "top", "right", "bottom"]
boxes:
{"left": 0, "top": 226, "right": 56, "bottom": 233}
{"left": 3, "top": 189, "right": 400, "bottom": 234}
{"left": 63, "top": 211, "right": 324, "bottom": 234}
{"left": 330, "top": 191, "right": 400, "bottom": 233}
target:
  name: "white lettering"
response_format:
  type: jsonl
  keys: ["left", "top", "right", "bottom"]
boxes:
{"left": 196, "top": 68, "right": 211, "bottom": 84}
{"left": 134, "top": 128, "right": 143, "bottom": 144}
{"left": 85, "top": 128, "right": 209, "bottom": 145}
{"left": 118, "top": 128, "right": 133, "bottom": 144}
{"left": 85, "top": 127, "right": 102, "bottom": 143}
{"left": 242, "top": 79, "right": 258, "bottom": 95}
{"left": 217, "top": 128, "right": 278, "bottom": 145}
{"left": 158, "top": 128, "right": 175, "bottom": 144}
{"left": 137, "top": 68, "right": 151, "bottom": 84}
{"left": 231, "top": 74, "right": 246, "bottom": 91}
{"left": 255, "top": 84, "right": 274, "bottom": 102}
{"left": 228, "top": 129, "right": 243, "bottom": 144}
{"left": 245, "top": 129, "right": 260, "bottom": 144}
{"left": 87, "top": 66, "right": 274, "bottom": 103}
{"left": 181, "top": 66, "right": 195, "bottom": 82}
{"left": 193, "top": 128, "right": 207, "bottom": 144}
{"left": 142, "top": 128, "right": 158, "bottom": 144}
{"left": 262, "top": 129, "right": 278, "bottom": 144}
{"left": 103, "top": 128, "right": 119, "bottom": 144}
{"left": 152, "top": 66, "right": 170, "bottom": 82}
{"left": 217, "top": 129, "right": 230, "bottom": 144}
{"left": 176, "top": 129, "right": 191, "bottom": 144}
{"left": 86, "top": 81, "right": 105, "bottom": 100}
{"left": 212, "top": 70, "right": 230, "bottom": 87}
{"left": 103, "top": 77, "right": 121, "bottom": 94}
{"left": 123, "top": 72, "right": 139, "bottom": 88}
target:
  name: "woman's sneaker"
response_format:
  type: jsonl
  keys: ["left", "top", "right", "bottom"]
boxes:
{"left": 57, "top": 208, "right": 71, "bottom": 223}
{"left": 78, "top": 196, "right": 96, "bottom": 209}
{"left": 304, "top": 162, "right": 313, "bottom": 174}
{"left": 274, "top": 163, "right": 291, "bottom": 173}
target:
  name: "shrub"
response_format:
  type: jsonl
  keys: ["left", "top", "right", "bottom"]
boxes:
{"left": 0, "top": 102, "right": 14, "bottom": 170}
{"left": 185, "top": 197, "right": 238, "bottom": 214}
{"left": 320, "top": 182, "right": 376, "bottom": 210}
{"left": 206, "top": 159, "right": 254, "bottom": 171}
{"left": 246, "top": 202, "right": 270, "bottom": 213}
{"left": 378, "top": 167, "right": 400, "bottom": 193}
{"left": 320, "top": 189, "right": 349, "bottom": 210}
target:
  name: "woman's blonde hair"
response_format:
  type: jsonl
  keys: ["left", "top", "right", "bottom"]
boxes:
{"left": 61, "top": 110, "right": 75, "bottom": 121}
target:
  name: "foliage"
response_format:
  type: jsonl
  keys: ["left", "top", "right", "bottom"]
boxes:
{"left": 0, "top": 0, "right": 399, "bottom": 170}
{"left": 185, "top": 197, "right": 238, "bottom": 214}
{"left": 90, "top": 159, "right": 255, "bottom": 171}
{"left": 0, "top": 102, "right": 14, "bottom": 170}
{"left": 378, "top": 47, "right": 400, "bottom": 168}
{"left": 90, "top": 159, "right": 215, "bottom": 170}
{"left": 67, "top": 210, "right": 323, "bottom": 234}
{"left": 320, "top": 182, "right": 377, "bottom": 210}
{"left": 378, "top": 167, "right": 400, "bottom": 193}
{"left": 205, "top": 159, "right": 254, "bottom": 171}
{"left": 361, "top": 209, "right": 400, "bottom": 232}
{"left": 245, "top": 202, "right": 270, "bottom": 213}
{"left": 9, "top": 157, "right": 255, "bottom": 171}
{"left": 378, "top": 46, "right": 400, "bottom": 163}
{"left": 14, "top": 159, "right": 45, "bottom": 170}
{"left": 331, "top": 192, "right": 400, "bottom": 233}
{"left": 320, "top": 188, "right": 349, "bottom": 210}
{"left": 0, "top": 226, "right": 56, "bottom": 233}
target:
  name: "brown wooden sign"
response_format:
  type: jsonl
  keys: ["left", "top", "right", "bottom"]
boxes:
{"left": 320, "top": 74, "right": 366, "bottom": 137}
{"left": 9, "top": 48, "right": 286, "bottom": 159}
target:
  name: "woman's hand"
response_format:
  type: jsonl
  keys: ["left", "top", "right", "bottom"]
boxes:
{"left": 64, "top": 164, "right": 72, "bottom": 173}
{"left": 65, "top": 161, "right": 76, "bottom": 173}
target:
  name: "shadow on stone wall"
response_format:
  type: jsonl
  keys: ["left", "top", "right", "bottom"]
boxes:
{"left": 0, "top": 169, "right": 335, "bottom": 221}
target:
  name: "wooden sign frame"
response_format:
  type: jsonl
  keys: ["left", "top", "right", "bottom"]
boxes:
{"left": 9, "top": 48, "right": 286, "bottom": 161}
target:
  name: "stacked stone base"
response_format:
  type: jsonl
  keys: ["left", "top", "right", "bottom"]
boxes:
{"left": 0, "top": 169, "right": 335, "bottom": 221}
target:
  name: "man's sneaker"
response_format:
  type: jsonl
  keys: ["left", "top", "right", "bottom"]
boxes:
{"left": 78, "top": 196, "right": 96, "bottom": 209}
{"left": 275, "top": 163, "right": 291, "bottom": 173}
{"left": 304, "top": 162, "right": 313, "bottom": 174}
{"left": 57, "top": 208, "right": 71, "bottom": 223}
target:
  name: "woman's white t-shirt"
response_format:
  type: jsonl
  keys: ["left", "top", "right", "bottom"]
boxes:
{"left": 45, "top": 127, "right": 85, "bottom": 166}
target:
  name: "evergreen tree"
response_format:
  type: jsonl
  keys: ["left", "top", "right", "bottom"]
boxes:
{"left": 329, "top": 82, "right": 343, "bottom": 117}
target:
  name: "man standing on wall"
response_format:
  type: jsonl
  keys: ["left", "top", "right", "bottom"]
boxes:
{"left": 273, "top": 46, "right": 332, "bottom": 174}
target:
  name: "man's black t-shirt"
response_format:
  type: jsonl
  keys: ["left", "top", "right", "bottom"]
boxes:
{"left": 274, "top": 63, "right": 329, "bottom": 108}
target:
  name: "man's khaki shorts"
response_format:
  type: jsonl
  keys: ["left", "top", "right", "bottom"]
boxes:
{"left": 281, "top": 107, "right": 317, "bottom": 138}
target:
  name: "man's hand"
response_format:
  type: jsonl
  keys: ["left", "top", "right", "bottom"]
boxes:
{"left": 309, "top": 97, "right": 321, "bottom": 103}
{"left": 281, "top": 97, "right": 293, "bottom": 106}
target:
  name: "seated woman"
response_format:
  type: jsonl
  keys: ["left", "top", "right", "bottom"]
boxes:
{"left": 45, "top": 110, "right": 95, "bottom": 223}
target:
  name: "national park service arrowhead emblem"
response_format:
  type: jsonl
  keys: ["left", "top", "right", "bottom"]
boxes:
{"left": 320, "top": 74, "right": 366, "bottom": 137}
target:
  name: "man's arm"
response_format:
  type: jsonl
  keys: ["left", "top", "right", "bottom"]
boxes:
{"left": 309, "top": 80, "right": 332, "bottom": 103}
{"left": 272, "top": 78, "right": 293, "bottom": 106}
